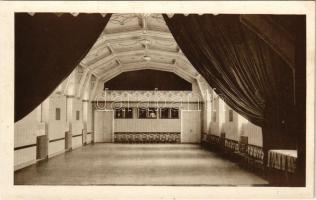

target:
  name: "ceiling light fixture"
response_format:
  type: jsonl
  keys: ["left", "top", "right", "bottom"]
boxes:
{"left": 143, "top": 55, "right": 151, "bottom": 61}
{"left": 140, "top": 39, "right": 150, "bottom": 45}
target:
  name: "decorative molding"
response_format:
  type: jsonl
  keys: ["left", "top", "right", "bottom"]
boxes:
{"left": 150, "top": 14, "right": 165, "bottom": 24}
{"left": 109, "top": 14, "right": 139, "bottom": 25}
{"left": 93, "top": 90, "right": 202, "bottom": 102}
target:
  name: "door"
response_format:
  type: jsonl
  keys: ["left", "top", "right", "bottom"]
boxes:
{"left": 94, "top": 111, "right": 104, "bottom": 142}
{"left": 181, "top": 110, "right": 201, "bottom": 143}
{"left": 94, "top": 110, "right": 113, "bottom": 142}
{"left": 103, "top": 111, "right": 113, "bottom": 142}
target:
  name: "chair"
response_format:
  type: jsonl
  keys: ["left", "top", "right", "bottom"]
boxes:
{"left": 165, "top": 133, "right": 171, "bottom": 143}
{"left": 134, "top": 133, "right": 140, "bottom": 143}
{"left": 251, "top": 145, "right": 265, "bottom": 176}
{"left": 133, "top": 133, "right": 138, "bottom": 143}
{"left": 142, "top": 133, "right": 148, "bottom": 143}
{"left": 114, "top": 133, "right": 118, "bottom": 143}
{"left": 121, "top": 133, "right": 127, "bottom": 143}
{"left": 138, "top": 133, "right": 144, "bottom": 143}
{"left": 224, "top": 139, "right": 239, "bottom": 161}
{"left": 160, "top": 133, "right": 166, "bottom": 143}
{"left": 153, "top": 133, "right": 159, "bottom": 143}
{"left": 219, "top": 133, "right": 226, "bottom": 154}
{"left": 236, "top": 136, "right": 249, "bottom": 168}
{"left": 175, "top": 133, "right": 181, "bottom": 143}
{"left": 170, "top": 133, "right": 176, "bottom": 143}
{"left": 148, "top": 133, "right": 154, "bottom": 143}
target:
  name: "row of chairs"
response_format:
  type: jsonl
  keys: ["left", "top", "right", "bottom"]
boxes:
{"left": 114, "top": 132, "right": 181, "bottom": 143}
{"left": 202, "top": 133, "right": 265, "bottom": 177}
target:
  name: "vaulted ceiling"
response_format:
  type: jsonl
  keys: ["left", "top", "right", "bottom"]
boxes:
{"left": 80, "top": 13, "right": 202, "bottom": 84}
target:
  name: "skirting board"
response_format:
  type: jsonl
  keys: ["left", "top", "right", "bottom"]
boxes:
{"left": 14, "top": 159, "right": 36, "bottom": 171}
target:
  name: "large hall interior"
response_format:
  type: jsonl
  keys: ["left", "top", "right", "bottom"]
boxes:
{"left": 13, "top": 13, "right": 306, "bottom": 187}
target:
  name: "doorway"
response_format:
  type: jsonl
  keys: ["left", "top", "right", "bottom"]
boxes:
{"left": 94, "top": 110, "right": 114, "bottom": 143}
{"left": 181, "top": 110, "right": 201, "bottom": 143}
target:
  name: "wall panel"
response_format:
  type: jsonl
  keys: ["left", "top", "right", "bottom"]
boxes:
{"left": 48, "top": 140, "right": 65, "bottom": 157}
{"left": 114, "top": 118, "right": 181, "bottom": 132}
{"left": 48, "top": 94, "right": 67, "bottom": 156}
{"left": 14, "top": 107, "right": 39, "bottom": 170}
{"left": 14, "top": 147, "right": 36, "bottom": 171}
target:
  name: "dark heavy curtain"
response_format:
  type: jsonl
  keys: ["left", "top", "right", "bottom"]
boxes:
{"left": 163, "top": 14, "right": 303, "bottom": 171}
{"left": 104, "top": 69, "right": 192, "bottom": 91}
{"left": 15, "top": 13, "right": 111, "bottom": 122}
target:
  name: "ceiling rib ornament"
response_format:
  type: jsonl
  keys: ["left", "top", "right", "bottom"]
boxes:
{"left": 109, "top": 14, "right": 139, "bottom": 25}
{"left": 80, "top": 13, "right": 208, "bottom": 89}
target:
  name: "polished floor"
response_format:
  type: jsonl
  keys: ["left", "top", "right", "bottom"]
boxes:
{"left": 14, "top": 144, "right": 269, "bottom": 186}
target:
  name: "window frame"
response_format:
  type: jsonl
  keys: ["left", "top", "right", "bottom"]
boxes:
{"left": 55, "top": 108, "right": 61, "bottom": 121}
{"left": 159, "top": 108, "right": 170, "bottom": 119}
{"left": 115, "top": 107, "right": 133, "bottom": 119}
{"left": 76, "top": 110, "right": 80, "bottom": 120}
{"left": 170, "top": 107, "right": 179, "bottom": 119}
{"left": 229, "top": 109, "right": 234, "bottom": 122}
{"left": 138, "top": 107, "right": 158, "bottom": 119}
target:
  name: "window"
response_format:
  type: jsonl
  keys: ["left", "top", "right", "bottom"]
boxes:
{"left": 147, "top": 108, "right": 157, "bottom": 119}
{"left": 138, "top": 108, "right": 157, "bottom": 119}
{"left": 159, "top": 108, "right": 179, "bottom": 119}
{"left": 229, "top": 110, "right": 233, "bottom": 122}
{"left": 76, "top": 111, "right": 80, "bottom": 120}
{"left": 170, "top": 108, "right": 179, "bottom": 119}
{"left": 55, "top": 108, "right": 61, "bottom": 120}
{"left": 115, "top": 108, "right": 133, "bottom": 119}
{"left": 160, "top": 108, "right": 170, "bottom": 119}
{"left": 138, "top": 108, "right": 147, "bottom": 119}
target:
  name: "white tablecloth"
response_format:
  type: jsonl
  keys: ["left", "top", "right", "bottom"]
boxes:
{"left": 267, "top": 149, "right": 297, "bottom": 173}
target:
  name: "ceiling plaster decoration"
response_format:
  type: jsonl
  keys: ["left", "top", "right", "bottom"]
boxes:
{"left": 80, "top": 13, "right": 209, "bottom": 91}
{"left": 150, "top": 14, "right": 165, "bottom": 24}
{"left": 109, "top": 14, "right": 139, "bottom": 26}
{"left": 102, "top": 90, "right": 201, "bottom": 102}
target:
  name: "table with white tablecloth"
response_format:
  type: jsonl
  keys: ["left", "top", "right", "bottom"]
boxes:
{"left": 267, "top": 149, "right": 297, "bottom": 173}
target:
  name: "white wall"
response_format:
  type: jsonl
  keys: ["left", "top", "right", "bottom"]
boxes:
{"left": 209, "top": 97, "right": 225, "bottom": 136}
{"left": 94, "top": 101, "right": 201, "bottom": 134}
{"left": 222, "top": 105, "right": 239, "bottom": 141}
{"left": 70, "top": 98, "right": 84, "bottom": 148}
{"left": 206, "top": 95, "right": 263, "bottom": 146}
{"left": 115, "top": 118, "right": 181, "bottom": 132}
{"left": 240, "top": 119, "right": 263, "bottom": 146}
{"left": 86, "top": 101, "right": 93, "bottom": 132}
{"left": 14, "top": 67, "right": 95, "bottom": 170}
{"left": 14, "top": 107, "right": 40, "bottom": 170}
{"left": 181, "top": 110, "right": 201, "bottom": 143}
{"left": 48, "top": 93, "right": 67, "bottom": 157}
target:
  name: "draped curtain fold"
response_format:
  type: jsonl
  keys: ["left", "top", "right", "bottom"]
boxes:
{"left": 163, "top": 14, "right": 298, "bottom": 160}
{"left": 15, "top": 13, "right": 111, "bottom": 122}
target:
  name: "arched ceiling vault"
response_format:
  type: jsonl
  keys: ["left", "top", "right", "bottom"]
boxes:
{"left": 80, "top": 14, "right": 204, "bottom": 83}
{"left": 77, "top": 13, "right": 212, "bottom": 100}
